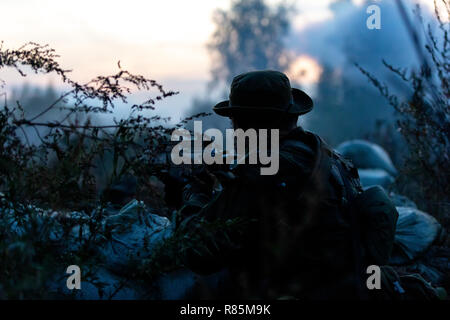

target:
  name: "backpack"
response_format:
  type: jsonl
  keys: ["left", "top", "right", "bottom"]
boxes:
{"left": 302, "top": 132, "right": 442, "bottom": 300}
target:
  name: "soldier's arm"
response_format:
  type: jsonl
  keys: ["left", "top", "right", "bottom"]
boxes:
{"left": 175, "top": 168, "right": 260, "bottom": 275}
{"left": 175, "top": 146, "right": 313, "bottom": 275}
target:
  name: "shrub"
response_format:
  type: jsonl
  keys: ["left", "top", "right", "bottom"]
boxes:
{"left": 0, "top": 41, "right": 186, "bottom": 298}
{"left": 358, "top": 1, "right": 449, "bottom": 225}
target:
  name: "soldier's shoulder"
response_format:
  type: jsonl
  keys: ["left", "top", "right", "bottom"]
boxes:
{"left": 229, "top": 135, "right": 316, "bottom": 186}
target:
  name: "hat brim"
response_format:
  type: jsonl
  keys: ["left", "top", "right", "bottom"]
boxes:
{"left": 213, "top": 88, "right": 313, "bottom": 117}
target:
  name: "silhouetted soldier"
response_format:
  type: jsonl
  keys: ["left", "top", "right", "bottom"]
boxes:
{"left": 175, "top": 70, "right": 399, "bottom": 299}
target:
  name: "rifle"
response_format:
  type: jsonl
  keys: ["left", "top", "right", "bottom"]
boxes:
{"left": 153, "top": 149, "right": 233, "bottom": 209}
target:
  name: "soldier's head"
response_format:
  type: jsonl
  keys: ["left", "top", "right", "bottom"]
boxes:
{"left": 213, "top": 70, "right": 313, "bottom": 131}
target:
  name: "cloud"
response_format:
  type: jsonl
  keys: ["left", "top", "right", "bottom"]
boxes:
{"left": 289, "top": 0, "right": 439, "bottom": 80}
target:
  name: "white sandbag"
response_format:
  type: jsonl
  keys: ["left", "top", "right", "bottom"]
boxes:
{"left": 39, "top": 199, "right": 176, "bottom": 299}
{"left": 103, "top": 199, "right": 172, "bottom": 268}
{"left": 389, "top": 192, "right": 418, "bottom": 208}
{"left": 336, "top": 140, "right": 398, "bottom": 176}
{"left": 390, "top": 206, "right": 442, "bottom": 265}
{"left": 358, "top": 168, "right": 394, "bottom": 188}
{"left": 1, "top": 196, "right": 227, "bottom": 299}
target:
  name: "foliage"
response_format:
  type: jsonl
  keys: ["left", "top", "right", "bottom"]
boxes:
{"left": 0, "top": 41, "right": 180, "bottom": 211}
{"left": 358, "top": 0, "right": 450, "bottom": 221}
{"left": 136, "top": 216, "right": 253, "bottom": 297}
{"left": 0, "top": 41, "right": 191, "bottom": 298}
{"left": 0, "top": 195, "right": 108, "bottom": 299}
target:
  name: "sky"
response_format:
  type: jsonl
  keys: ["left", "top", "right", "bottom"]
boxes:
{"left": 0, "top": 0, "right": 337, "bottom": 82}
{"left": 0, "top": 0, "right": 444, "bottom": 120}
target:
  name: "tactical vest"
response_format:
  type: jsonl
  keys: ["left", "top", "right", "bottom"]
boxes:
{"left": 273, "top": 130, "right": 399, "bottom": 299}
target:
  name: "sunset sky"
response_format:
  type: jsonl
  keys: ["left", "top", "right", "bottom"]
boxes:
{"left": 0, "top": 0, "right": 442, "bottom": 120}
{"left": 0, "top": 0, "right": 335, "bottom": 82}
